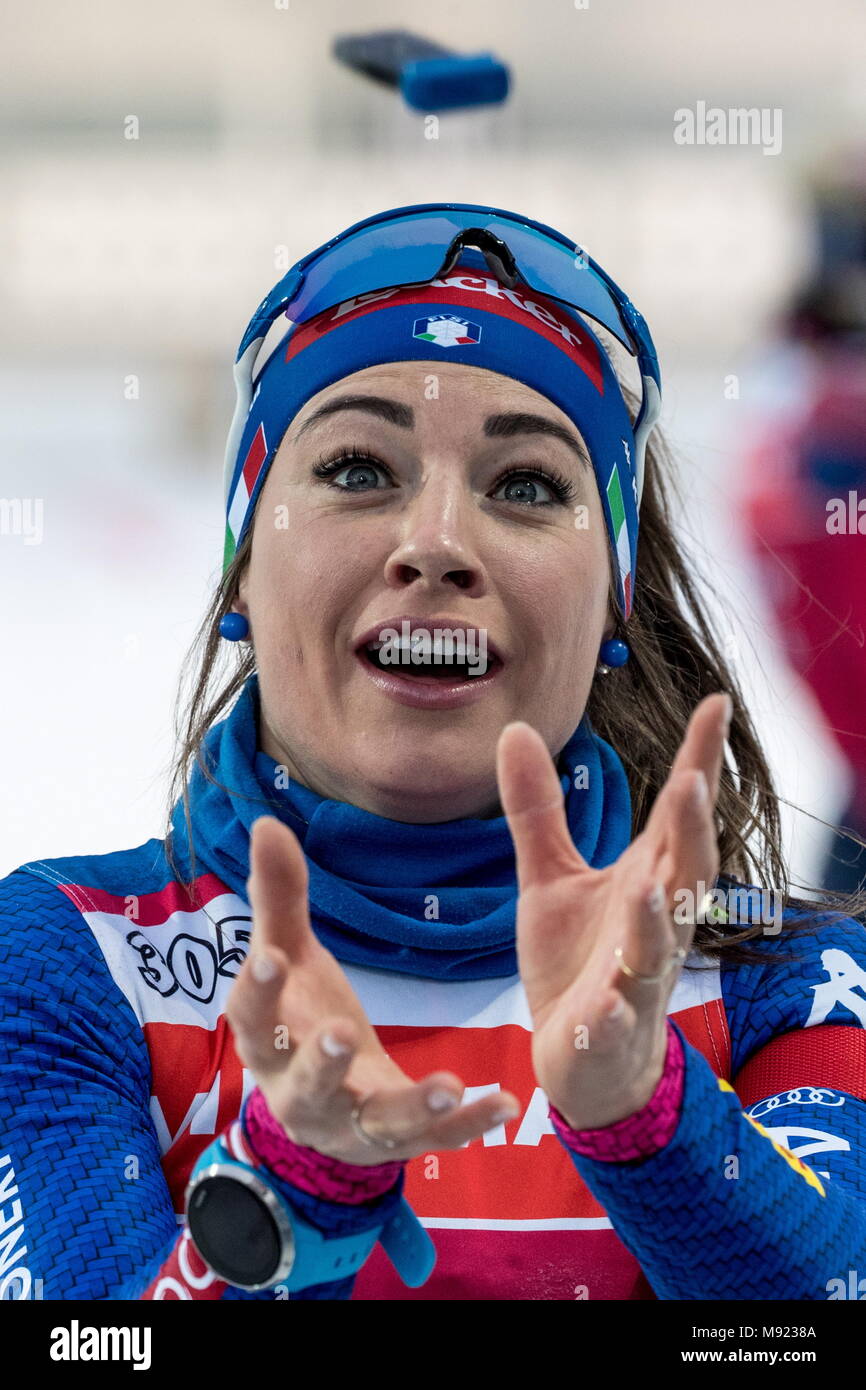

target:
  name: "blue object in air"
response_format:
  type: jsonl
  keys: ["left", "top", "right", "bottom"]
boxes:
{"left": 400, "top": 54, "right": 510, "bottom": 112}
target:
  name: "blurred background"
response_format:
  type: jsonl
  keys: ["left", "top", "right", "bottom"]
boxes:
{"left": 2, "top": 0, "right": 866, "bottom": 891}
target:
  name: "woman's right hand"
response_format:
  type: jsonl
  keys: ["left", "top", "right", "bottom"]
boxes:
{"left": 226, "top": 815, "right": 520, "bottom": 1166}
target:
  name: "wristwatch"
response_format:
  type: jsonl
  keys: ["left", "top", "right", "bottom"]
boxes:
{"left": 184, "top": 1130, "right": 435, "bottom": 1293}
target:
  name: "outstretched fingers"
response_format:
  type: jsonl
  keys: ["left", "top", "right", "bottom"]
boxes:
{"left": 496, "top": 721, "right": 588, "bottom": 891}
{"left": 353, "top": 1074, "right": 521, "bottom": 1154}
{"left": 226, "top": 935, "right": 292, "bottom": 1076}
{"left": 669, "top": 691, "right": 731, "bottom": 799}
{"left": 229, "top": 815, "right": 322, "bottom": 1075}
{"left": 247, "top": 815, "right": 318, "bottom": 965}
{"left": 268, "top": 1019, "right": 521, "bottom": 1157}
{"left": 649, "top": 694, "right": 730, "bottom": 837}
{"left": 610, "top": 857, "right": 687, "bottom": 1009}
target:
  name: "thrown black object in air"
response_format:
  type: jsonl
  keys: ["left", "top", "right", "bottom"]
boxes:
{"left": 332, "top": 29, "right": 510, "bottom": 113}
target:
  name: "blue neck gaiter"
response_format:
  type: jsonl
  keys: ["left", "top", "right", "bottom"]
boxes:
{"left": 168, "top": 674, "right": 633, "bottom": 981}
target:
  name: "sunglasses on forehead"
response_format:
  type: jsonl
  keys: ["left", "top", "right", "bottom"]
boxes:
{"left": 227, "top": 202, "right": 662, "bottom": 507}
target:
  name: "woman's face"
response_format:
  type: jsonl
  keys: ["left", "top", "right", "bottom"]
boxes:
{"left": 236, "top": 360, "right": 616, "bottom": 822}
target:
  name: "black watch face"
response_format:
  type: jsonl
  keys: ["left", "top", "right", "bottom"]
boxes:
{"left": 188, "top": 1176, "right": 282, "bottom": 1287}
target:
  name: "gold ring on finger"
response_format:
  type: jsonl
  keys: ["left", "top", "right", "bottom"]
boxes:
{"left": 613, "top": 943, "right": 687, "bottom": 984}
{"left": 350, "top": 1094, "right": 399, "bottom": 1151}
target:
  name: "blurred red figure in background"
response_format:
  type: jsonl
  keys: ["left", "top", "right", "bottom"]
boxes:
{"left": 743, "top": 342, "right": 866, "bottom": 891}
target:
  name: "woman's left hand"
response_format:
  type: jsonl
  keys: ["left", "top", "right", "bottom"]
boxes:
{"left": 496, "top": 692, "right": 731, "bottom": 1132}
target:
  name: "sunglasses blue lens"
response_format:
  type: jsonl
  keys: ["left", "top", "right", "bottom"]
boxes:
{"left": 282, "top": 213, "right": 465, "bottom": 324}
{"left": 278, "top": 207, "right": 635, "bottom": 351}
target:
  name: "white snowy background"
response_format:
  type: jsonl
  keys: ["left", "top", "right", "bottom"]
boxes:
{"left": 2, "top": 0, "right": 864, "bottom": 885}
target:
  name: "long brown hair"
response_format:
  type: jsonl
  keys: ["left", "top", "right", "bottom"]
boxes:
{"left": 163, "top": 388, "right": 866, "bottom": 964}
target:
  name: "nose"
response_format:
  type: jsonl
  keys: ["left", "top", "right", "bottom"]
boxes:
{"left": 382, "top": 465, "right": 487, "bottom": 595}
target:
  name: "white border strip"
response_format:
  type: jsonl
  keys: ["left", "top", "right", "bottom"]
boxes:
{"left": 420, "top": 1216, "right": 613, "bottom": 1231}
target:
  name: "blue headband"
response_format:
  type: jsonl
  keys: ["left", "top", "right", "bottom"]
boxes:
{"left": 224, "top": 249, "right": 640, "bottom": 617}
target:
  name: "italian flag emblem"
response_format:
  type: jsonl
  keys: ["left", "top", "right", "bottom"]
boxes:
{"left": 224, "top": 422, "right": 268, "bottom": 569}
{"left": 605, "top": 463, "right": 633, "bottom": 616}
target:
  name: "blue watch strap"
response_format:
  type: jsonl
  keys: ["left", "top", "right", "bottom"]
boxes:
{"left": 284, "top": 1193, "right": 436, "bottom": 1291}
{"left": 378, "top": 1196, "right": 436, "bottom": 1287}
{"left": 283, "top": 1206, "right": 380, "bottom": 1292}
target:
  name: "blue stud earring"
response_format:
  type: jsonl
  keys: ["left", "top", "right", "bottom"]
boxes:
{"left": 219, "top": 612, "right": 250, "bottom": 642}
{"left": 597, "top": 637, "right": 629, "bottom": 674}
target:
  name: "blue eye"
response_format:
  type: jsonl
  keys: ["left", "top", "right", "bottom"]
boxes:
{"left": 492, "top": 472, "right": 556, "bottom": 506}
{"left": 491, "top": 467, "right": 578, "bottom": 507}
{"left": 311, "top": 450, "right": 578, "bottom": 507}
{"left": 326, "top": 462, "right": 388, "bottom": 491}
{"left": 312, "top": 448, "right": 390, "bottom": 490}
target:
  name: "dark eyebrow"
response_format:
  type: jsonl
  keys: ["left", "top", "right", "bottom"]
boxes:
{"left": 483, "top": 412, "right": 591, "bottom": 471}
{"left": 292, "top": 394, "right": 591, "bottom": 470}
{"left": 292, "top": 395, "right": 414, "bottom": 441}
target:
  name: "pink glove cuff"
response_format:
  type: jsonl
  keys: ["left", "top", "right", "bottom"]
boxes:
{"left": 549, "top": 1020, "right": 685, "bottom": 1161}
{"left": 242, "top": 1086, "right": 404, "bottom": 1204}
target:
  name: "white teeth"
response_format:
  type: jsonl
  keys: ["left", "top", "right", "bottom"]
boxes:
{"left": 365, "top": 638, "right": 468, "bottom": 664}
{"left": 362, "top": 629, "right": 494, "bottom": 669}
{"left": 366, "top": 633, "right": 480, "bottom": 647}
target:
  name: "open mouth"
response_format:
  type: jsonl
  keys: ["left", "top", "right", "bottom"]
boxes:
{"left": 360, "top": 642, "right": 501, "bottom": 681}
{"left": 351, "top": 618, "right": 506, "bottom": 708}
